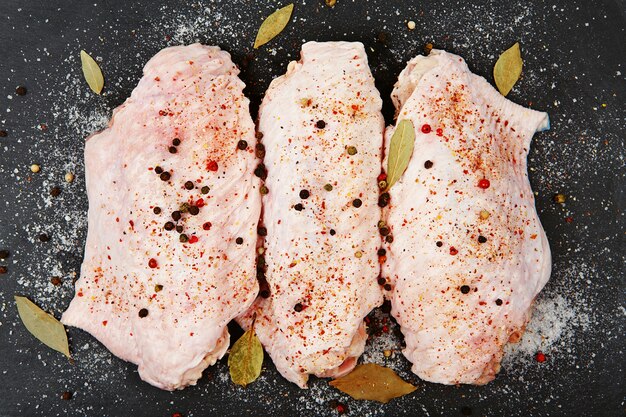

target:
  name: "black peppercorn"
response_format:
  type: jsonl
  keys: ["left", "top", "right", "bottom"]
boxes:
{"left": 436, "top": 241, "right": 443, "bottom": 247}
{"left": 316, "top": 120, "right": 326, "bottom": 129}
{"left": 172, "top": 138, "right": 181, "bottom": 146}
{"left": 255, "top": 143, "right": 265, "bottom": 159}
{"left": 236, "top": 237, "right": 243, "bottom": 245}
{"left": 329, "top": 229, "right": 336, "bottom": 236}
{"left": 155, "top": 166, "right": 163, "bottom": 174}
{"left": 384, "top": 283, "right": 392, "bottom": 291}
{"left": 379, "top": 226, "right": 390, "bottom": 236}
{"left": 188, "top": 206, "right": 199, "bottom": 215}
{"left": 39, "top": 233, "right": 50, "bottom": 242}
{"left": 254, "top": 164, "right": 267, "bottom": 180}
{"left": 255, "top": 131, "right": 264, "bottom": 140}
{"left": 138, "top": 308, "right": 149, "bottom": 318}
{"left": 377, "top": 277, "right": 386, "bottom": 286}
{"left": 385, "top": 235, "right": 394, "bottom": 243}
{"left": 201, "top": 186, "right": 210, "bottom": 194}
{"left": 16, "top": 86, "right": 27, "bottom": 96}
{"left": 424, "top": 160, "right": 434, "bottom": 169}
{"left": 171, "top": 211, "right": 181, "bottom": 221}
{"left": 377, "top": 248, "right": 386, "bottom": 256}
{"left": 260, "top": 289, "right": 270, "bottom": 298}
{"left": 184, "top": 181, "right": 194, "bottom": 190}
{"left": 299, "top": 189, "right": 310, "bottom": 199}
{"left": 160, "top": 172, "right": 171, "bottom": 181}
{"left": 378, "top": 193, "right": 390, "bottom": 207}
{"left": 294, "top": 303, "right": 303, "bottom": 312}
{"left": 50, "top": 187, "right": 61, "bottom": 197}
{"left": 496, "top": 299, "right": 503, "bottom": 306}
{"left": 257, "top": 226, "right": 267, "bottom": 236}
{"left": 237, "top": 140, "right": 248, "bottom": 150}
{"left": 153, "top": 207, "right": 161, "bottom": 215}
{"left": 168, "top": 146, "right": 177, "bottom": 154}
{"left": 460, "top": 285, "right": 471, "bottom": 294}
{"left": 164, "top": 221, "right": 175, "bottom": 231}
{"left": 352, "top": 198, "right": 362, "bottom": 208}
{"left": 294, "top": 203, "right": 304, "bottom": 211}
{"left": 176, "top": 225, "right": 184, "bottom": 233}
{"left": 478, "top": 235, "right": 487, "bottom": 243}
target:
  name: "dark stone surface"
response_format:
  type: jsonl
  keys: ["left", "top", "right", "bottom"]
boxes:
{"left": 0, "top": 1, "right": 623, "bottom": 416}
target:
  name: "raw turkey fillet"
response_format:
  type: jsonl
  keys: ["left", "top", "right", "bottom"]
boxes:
{"left": 382, "top": 50, "right": 551, "bottom": 385}
{"left": 238, "top": 41, "right": 385, "bottom": 388}
{"left": 62, "top": 44, "right": 262, "bottom": 390}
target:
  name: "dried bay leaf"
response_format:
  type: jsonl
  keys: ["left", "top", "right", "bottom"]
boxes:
{"left": 330, "top": 363, "right": 417, "bottom": 403}
{"left": 385, "top": 119, "right": 415, "bottom": 190}
{"left": 228, "top": 326, "right": 263, "bottom": 387}
{"left": 493, "top": 42, "right": 523, "bottom": 96}
{"left": 80, "top": 50, "right": 104, "bottom": 94}
{"left": 253, "top": 4, "right": 294, "bottom": 49}
{"left": 14, "top": 296, "right": 71, "bottom": 359}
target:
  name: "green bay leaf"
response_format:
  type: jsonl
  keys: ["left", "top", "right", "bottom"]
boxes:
{"left": 493, "top": 42, "right": 523, "bottom": 96}
{"left": 228, "top": 327, "right": 263, "bottom": 387}
{"left": 80, "top": 50, "right": 104, "bottom": 94}
{"left": 253, "top": 4, "right": 294, "bottom": 49}
{"left": 329, "top": 363, "right": 417, "bottom": 403}
{"left": 14, "top": 296, "right": 71, "bottom": 359}
{"left": 386, "top": 119, "right": 415, "bottom": 191}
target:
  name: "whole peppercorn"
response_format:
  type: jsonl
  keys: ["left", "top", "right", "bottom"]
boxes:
{"left": 299, "top": 189, "right": 310, "bottom": 199}
{"left": 148, "top": 258, "right": 158, "bottom": 268}
{"left": 377, "top": 248, "right": 386, "bottom": 256}
{"left": 39, "top": 233, "right": 50, "bottom": 242}
{"left": 346, "top": 146, "right": 357, "bottom": 155}
{"left": 257, "top": 226, "right": 267, "bottom": 236}
{"left": 352, "top": 198, "right": 362, "bottom": 208}
{"left": 294, "top": 303, "right": 303, "bottom": 312}
{"left": 254, "top": 164, "right": 267, "bottom": 180}
{"left": 171, "top": 211, "right": 182, "bottom": 221}
{"left": 378, "top": 180, "right": 387, "bottom": 190}
{"left": 478, "top": 178, "right": 490, "bottom": 189}
{"left": 236, "top": 237, "right": 244, "bottom": 245}
{"left": 329, "top": 229, "right": 336, "bottom": 236}
{"left": 201, "top": 186, "right": 210, "bottom": 194}
{"left": 164, "top": 222, "right": 175, "bottom": 231}
{"left": 50, "top": 276, "right": 62, "bottom": 286}
{"left": 384, "top": 283, "right": 392, "bottom": 291}
{"left": 61, "top": 391, "right": 73, "bottom": 401}
{"left": 50, "top": 187, "right": 61, "bottom": 197}
{"left": 176, "top": 225, "right": 184, "bottom": 233}
{"left": 237, "top": 140, "right": 248, "bottom": 150}
{"left": 294, "top": 203, "right": 304, "bottom": 211}
{"left": 495, "top": 298, "right": 503, "bottom": 306}
{"left": 153, "top": 207, "right": 162, "bottom": 215}
{"left": 138, "top": 308, "right": 149, "bottom": 318}
{"left": 184, "top": 181, "right": 194, "bottom": 190}
{"left": 385, "top": 235, "right": 394, "bottom": 243}
{"left": 316, "top": 120, "right": 326, "bottom": 129}
{"left": 160, "top": 172, "right": 171, "bottom": 181}
{"left": 15, "top": 86, "right": 27, "bottom": 96}
{"left": 378, "top": 193, "right": 390, "bottom": 207}
{"left": 260, "top": 185, "right": 269, "bottom": 195}
{"left": 460, "top": 285, "right": 471, "bottom": 294}
{"left": 172, "top": 138, "right": 181, "bottom": 146}
{"left": 168, "top": 146, "right": 178, "bottom": 154}
{"left": 155, "top": 166, "right": 163, "bottom": 174}
{"left": 436, "top": 241, "right": 443, "bottom": 247}
{"left": 255, "top": 132, "right": 264, "bottom": 140}
{"left": 478, "top": 235, "right": 487, "bottom": 243}
{"left": 188, "top": 206, "right": 199, "bottom": 215}
{"left": 179, "top": 234, "right": 189, "bottom": 243}
{"left": 379, "top": 226, "right": 390, "bottom": 236}
{"left": 255, "top": 143, "right": 266, "bottom": 159}
{"left": 377, "top": 277, "right": 386, "bottom": 286}
{"left": 424, "top": 160, "right": 434, "bottom": 169}
{"left": 323, "top": 183, "right": 333, "bottom": 191}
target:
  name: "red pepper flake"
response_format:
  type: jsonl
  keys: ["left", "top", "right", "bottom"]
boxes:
{"left": 436, "top": 128, "right": 443, "bottom": 136}
{"left": 478, "top": 179, "right": 490, "bottom": 189}
{"left": 377, "top": 172, "right": 387, "bottom": 182}
{"left": 148, "top": 258, "right": 158, "bottom": 268}
{"left": 449, "top": 246, "right": 458, "bottom": 255}
{"left": 206, "top": 160, "right": 218, "bottom": 171}
{"left": 202, "top": 222, "right": 212, "bottom": 230}
{"left": 129, "top": 220, "right": 134, "bottom": 230}
{"left": 159, "top": 110, "right": 168, "bottom": 116}
{"left": 77, "top": 291, "right": 84, "bottom": 297}
{"left": 102, "top": 321, "right": 108, "bottom": 326}
{"left": 195, "top": 198, "right": 205, "bottom": 207}
{"left": 188, "top": 236, "right": 199, "bottom": 244}
{"left": 172, "top": 413, "right": 184, "bottom": 417}
{"left": 536, "top": 351, "right": 546, "bottom": 363}
{"left": 565, "top": 216, "right": 574, "bottom": 223}
{"left": 421, "top": 123, "right": 432, "bottom": 134}
{"left": 336, "top": 403, "right": 347, "bottom": 414}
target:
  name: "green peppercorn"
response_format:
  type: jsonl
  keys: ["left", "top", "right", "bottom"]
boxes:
{"left": 179, "top": 234, "right": 189, "bottom": 243}
{"left": 201, "top": 186, "right": 210, "bottom": 194}
{"left": 323, "top": 183, "right": 333, "bottom": 191}
{"left": 260, "top": 185, "right": 269, "bottom": 195}
{"left": 378, "top": 180, "right": 387, "bottom": 190}
{"left": 347, "top": 146, "right": 357, "bottom": 155}
{"left": 184, "top": 181, "right": 194, "bottom": 190}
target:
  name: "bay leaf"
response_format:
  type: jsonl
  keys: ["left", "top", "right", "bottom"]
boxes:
{"left": 80, "top": 50, "right": 104, "bottom": 94}
{"left": 385, "top": 119, "right": 415, "bottom": 190}
{"left": 493, "top": 42, "right": 523, "bottom": 96}
{"left": 228, "top": 326, "right": 263, "bottom": 387}
{"left": 253, "top": 4, "right": 294, "bottom": 49}
{"left": 329, "top": 363, "right": 417, "bottom": 403}
{"left": 14, "top": 296, "right": 71, "bottom": 359}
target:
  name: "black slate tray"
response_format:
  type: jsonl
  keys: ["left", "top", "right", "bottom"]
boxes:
{"left": 0, "top": 1, "right": 624, "bottom": 416}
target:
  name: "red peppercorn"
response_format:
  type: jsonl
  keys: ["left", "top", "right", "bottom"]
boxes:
{"left": 336, "top": 403, "right": 346, "bottom": 414}
{"left": 202, "top": 222, "right": 212, "bottom": 230}
{"left": 478, "top": 179, "right": 490, "bottom": 189}
{"left": 188, "top": 236, "right": 198, "bottom": 244}
{"left": 195, "top": 198, "right": 205, "bottom": 207}
{"left": 207, "top": 160, "right": 218, "bottom": 171}
{"left": 449, "top": 247, "right": 458, "bottom": 255}
{"left": 377, "top": 172, "right": 387, "bottom": 182}
{"left": 421, "top": 124, "right": 432, "bottom": 134}
{"left": 148, "top": 258, "right": 157, "bottom": 268}
{"left": 536, "top": 352, "right": 546, "bottom": 363}
{"left": 436, "top": 128, "right": 443, "bottom": 136}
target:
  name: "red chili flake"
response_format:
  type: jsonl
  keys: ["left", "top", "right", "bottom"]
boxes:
{"left": 449, "top": 247, "right": 458, "bottom": 255}
{"left": 77, "top": 292, "right": 84, "bottom": 297}
{"left": 102, "top": 321, "right": 108, "bottom": 326}
{"left": 336, "top": 403, "right": 347, "bottom": 414}
{"left": 148, "top": 258, "right": 158, "bottom": 268}
{"left": 159, "top": 110, "right": 168, "bottom": 116}
{"left": 565, "top": 216, "right": 574, "bottom": 223}
{"left": 129, "top": 220, "right": 134, "bottom": 230}
{"left": 421, "top": 124, "right": 432, "bottom": 134}
{"left": 188, "top": 236, "right": 199, "bottom": 244}
{"left": 202, "top": 222, "right": 212, "bottom": 230}
{"left": 436, "top": 128, "right": 443, "bottom": 136}
{"left": 195, "top": 198, "right": 205, "bottom": 208}
{"left": 377, "top": 172, "right": 387, "bottom": 182}
{"left": 172, "top": 413, "right": 183, "bottom": 417}
{"left": 536, "top": 351, "right": 546, "bottom": 363}
{"left": 478, "top": 179, "right": 490, "bottom": 189}
{"left": 206, "top": 160, "right": 218, "bottom": 171}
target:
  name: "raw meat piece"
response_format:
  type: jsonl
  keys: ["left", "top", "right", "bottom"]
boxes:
{"left": 383, "top": 50, "right": 551, "bottom": 385}
{"left": 239, "top": 41, "right": 385, "bottom": 388}
{"left": 62, "top": 44, "right": 262, "bottom": 390}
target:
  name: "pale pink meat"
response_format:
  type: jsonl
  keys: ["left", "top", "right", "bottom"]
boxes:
{"left": 62, "top": 44, "right": 261, "bottom": 390}
{"left": 382, "top": 50, "right": 551, "bottom": 385}
{"left": 239, "top": 42, "right": 385, "bottom": 388}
